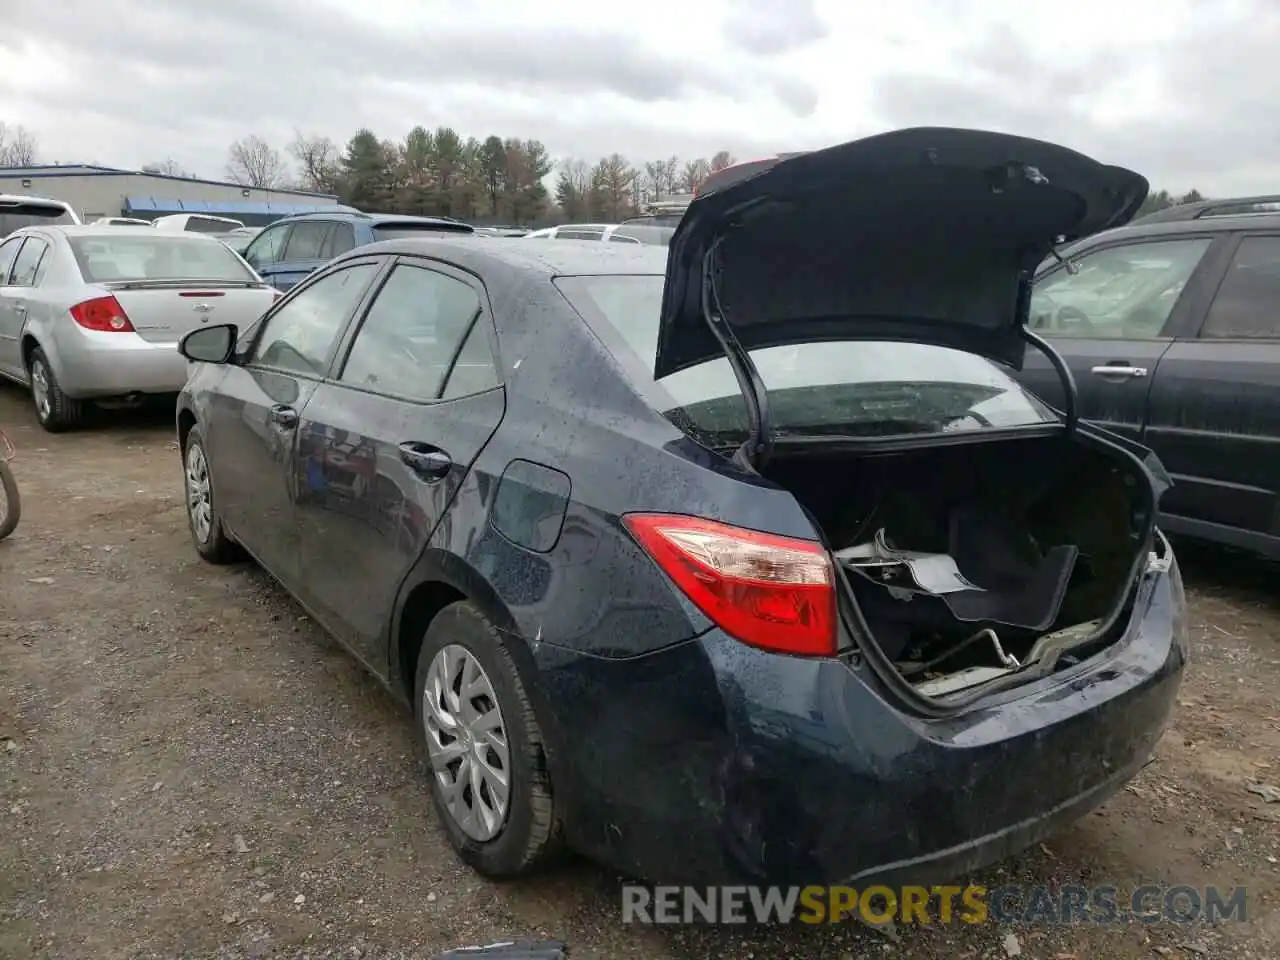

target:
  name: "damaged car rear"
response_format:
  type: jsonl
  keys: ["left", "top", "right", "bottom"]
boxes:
{"left": 548, "top": 127, "right": 1187, "bottom": 886}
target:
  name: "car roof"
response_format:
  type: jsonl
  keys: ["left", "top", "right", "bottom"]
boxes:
{"left": 346, "top": 235, "right": 667, "bottom": 276}
{"left": 1061, "top": 211, "right": 1280, "bottom": 253}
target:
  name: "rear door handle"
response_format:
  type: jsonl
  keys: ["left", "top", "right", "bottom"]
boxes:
{"left": 269, "top": 404, "right": 299, "bottom": 429}
{"left": 399, "top": 442, "right": 452, "bottom": 481}
{"left": 1090, "top": 364, "right": 1148, "bottom": 379}
{"left": 12, "top": 304, "right": 25, "bottom": 315}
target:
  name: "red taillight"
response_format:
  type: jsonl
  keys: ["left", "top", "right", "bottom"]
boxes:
{"left": 624, "top": 513, "right": 837, "bottom": 657}
{"left": 69, "top": 296, "right": 135, "bottom": 333}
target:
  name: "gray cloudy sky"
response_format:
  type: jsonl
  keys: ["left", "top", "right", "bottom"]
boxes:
{"left": 1, "top": 0, "right": 1277, "bottom": 194}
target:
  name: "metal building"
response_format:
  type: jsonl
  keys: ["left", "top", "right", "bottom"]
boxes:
{"left": 0, "top": 164, "right": 342, "bottom": 226}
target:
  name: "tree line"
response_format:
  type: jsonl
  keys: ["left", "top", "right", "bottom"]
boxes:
{"left": 2, "top": 118, "right": 1218, "bottom": 226}
{"left": 224, "top": 129, "right": 739, "bottom": 224}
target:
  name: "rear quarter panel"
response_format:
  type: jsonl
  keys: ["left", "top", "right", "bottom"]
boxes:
{"left": 402, "top": 275, "right": 820, "bottom": 661}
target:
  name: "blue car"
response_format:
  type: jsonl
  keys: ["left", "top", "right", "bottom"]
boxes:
{"left": 242, "top": 211, "right": 473, "bottom": 292}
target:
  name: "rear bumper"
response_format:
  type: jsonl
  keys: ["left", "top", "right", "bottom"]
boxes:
{"left": 535, "top": 559, "right": 1187, "bottom": 886}
{"left": 50, "top": 330, "right": 189, "bottom": 397}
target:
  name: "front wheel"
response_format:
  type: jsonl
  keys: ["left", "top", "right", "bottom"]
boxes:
{"left": 183, "top": 427, "right": 242, "bottom": 563}
{"left": 414, "top": 602, "right": 563, "bottom": 877}
{"left": 0, "top": 459, "right": 19, "bottom": 541}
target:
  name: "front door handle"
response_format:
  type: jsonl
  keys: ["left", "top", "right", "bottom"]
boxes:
{"left": 269, "top": 404, "right": 299, "bottom": 429}
{"left": 1090, "top": 364, "right": 1148, "bottom": 380}
{"left": 399, "top": 442, "right": 452, "bottom": 481}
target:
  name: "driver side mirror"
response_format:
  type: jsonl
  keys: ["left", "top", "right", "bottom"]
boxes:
{"left": 180, "top": 323, "right": 237, "bottom": 364}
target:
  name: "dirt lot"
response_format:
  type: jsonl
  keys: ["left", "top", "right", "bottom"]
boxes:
{"left": 1, "top": 385, "right": 1279, "bottom": 960}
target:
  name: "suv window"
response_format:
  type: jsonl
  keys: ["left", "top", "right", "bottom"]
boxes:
{"left": 1030, "top": 238, "right": 1212, "bottom": 338}
{"left": 322, "top": 222, "right": 357, "bottom": 258}
{"left": 1200, "top": 236, "right": 1280, "bottom": 339}
{"left": 339, "top": 264, "right": 485, "bottom": 400}
{"left": 9, "top": 237, "right": 49, "bottom": 287}
{"left": 283, "top": 221, "right": 331, "bottom": 261}
{"left": 555, "top": 274, "right": 1055, "bottom": 446}
{"left": 243, "top": 224, "right": 289, "bottom": 269}
{"left": 251, "top": 262, "right": 378, "bottom": 375}
{"left": 0, "top": 237, "right": 23, "bottom": 283}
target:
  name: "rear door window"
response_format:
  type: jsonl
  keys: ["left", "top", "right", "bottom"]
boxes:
{"left": 322, "top": 222, "right": 357, "bottom": 258}
{"left": 9, "top": 237, "right": 49, "bottom": 287}
{"left": 282, "top": 221, "right": 332, "bottom": 261}
{"left": 0, "top": 237, "right": 24, "bottom": 283}
{"left": 1199, "top": 236, "right": 1280, "bottom": 339}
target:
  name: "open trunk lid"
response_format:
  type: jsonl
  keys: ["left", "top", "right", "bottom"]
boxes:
{"left": 656, "top": 127, "right": 1148, "bottom": 380}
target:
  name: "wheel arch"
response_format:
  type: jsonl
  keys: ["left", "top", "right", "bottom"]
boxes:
{"left": 390, "top": 547, "right": 525, "bottom": 709}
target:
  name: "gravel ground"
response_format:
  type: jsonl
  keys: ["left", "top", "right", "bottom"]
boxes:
{"left": 1, "top": 385, "right": 1278, "bottom": 960}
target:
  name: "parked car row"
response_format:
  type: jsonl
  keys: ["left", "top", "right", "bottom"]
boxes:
{"left": 169, "top": 128, "right": 1187, "bottom": 892}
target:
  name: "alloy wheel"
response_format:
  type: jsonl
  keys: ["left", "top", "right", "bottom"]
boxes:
{"left": 422, "top": 643, "right": 511, "bottom": 841}
{"left": 185, "top": 443, "right": 213, "bottom": 544}
{"left": 30, "top": 360, "right": 50, "bottom": 421}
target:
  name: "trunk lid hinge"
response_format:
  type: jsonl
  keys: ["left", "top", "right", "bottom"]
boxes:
{"left": 701, "top": 240, "right": 773, "bottom": 471}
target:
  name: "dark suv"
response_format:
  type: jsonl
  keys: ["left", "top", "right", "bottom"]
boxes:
{"left": 243, "top": 212, "right": 473, "bottom": 292}
{"left": 1016, "top": 195, "right": 1280, "bottom": 558}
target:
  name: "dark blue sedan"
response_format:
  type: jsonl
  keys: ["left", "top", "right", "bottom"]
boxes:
{"left": 173, "top": 127, "right": 1186, "bottom": 887}
{"left": 241, "top": 210, "right": 473, "bottom": 292}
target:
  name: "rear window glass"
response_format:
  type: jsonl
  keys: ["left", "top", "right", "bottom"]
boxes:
{"left": 554, "top": 274, "right": 1055, "bottom": 446}
{"left": 611, "top": 225, "right": 674, "bottom": 246}
{"left": 372, "top": 223, "right": 474, "bottom": 241}
{"left": 184, "top": 217, "right": 244, "bottom": 234}
{"left": 68, "top": 235, "right": 258, "bottom": 283}
{"left": 0, "top": 205, "right": 77, "bottom": 237}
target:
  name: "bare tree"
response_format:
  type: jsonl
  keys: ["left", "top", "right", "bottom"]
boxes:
{"left": 643, "top": 160, "right": 666, "bottom": 202}
{"left": 0, "top": 122, "right": 38, "bottom": 167}
{"left": 680, "top": 158, "right": 711, "bottom": 193}
{"left": 660, "top": 156, "right": 680, "bottom": 196}
{"left": 710, "top": 150, "right": 735, "bottom": 173}
{"left": 288, "top": 131, "right": 340, "bottom": 193}
{"left": 141, "top": 158, "right": 191, "bottom": 177}
{"left": 225, "top": 135, "right": 286, "bottom": 188}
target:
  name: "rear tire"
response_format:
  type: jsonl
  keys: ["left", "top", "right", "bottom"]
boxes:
{"left": 182, "top": 426, "right": 242, "bottom": 563}
{"left": 28, "top": 347, "right": 84, "bottom": 433}
{"left": 0, "top": 460, "right": 19, "bottom": 541}
{"left": 414, "top": 601, "right": 563, "bottom": 877}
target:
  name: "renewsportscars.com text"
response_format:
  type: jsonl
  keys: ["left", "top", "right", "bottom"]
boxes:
{"left": 621, "top": 884, "right": 1248, "bottom": 925}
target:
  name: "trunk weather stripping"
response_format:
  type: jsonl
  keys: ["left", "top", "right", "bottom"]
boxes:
{"left": 701, "top": 238, "right": 774, "bottom": 471}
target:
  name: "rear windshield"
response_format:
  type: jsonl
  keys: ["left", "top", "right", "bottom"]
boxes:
{"left": 69, "top": 235, "right": 259, "bottom": 283}
{"left": 373, "top": 223, "right": 474, "bottom": 240}
{"left": 555, "top": 274, "right": 1056, "bottom": 445}
{"left": 0, "top": 206, "right": 77, "bottom": 237}
{"left": 183, "top": 217, "right": 244, "bottom": 234}
{"left": 611, "top": 225, "right": 675, "bottom": 246}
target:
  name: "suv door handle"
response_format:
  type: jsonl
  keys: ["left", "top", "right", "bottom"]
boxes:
{"left": 12, "top": 303, "right": 25, "bottom": 315}
{"left": 1090, "top": 364, "right": 1148, "bottom": 379}
{"left": 399, "top": 442, "right": 452, "bottom": 481}
{"left": 269, "top": 404, "right": 299, "bottom": 428}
